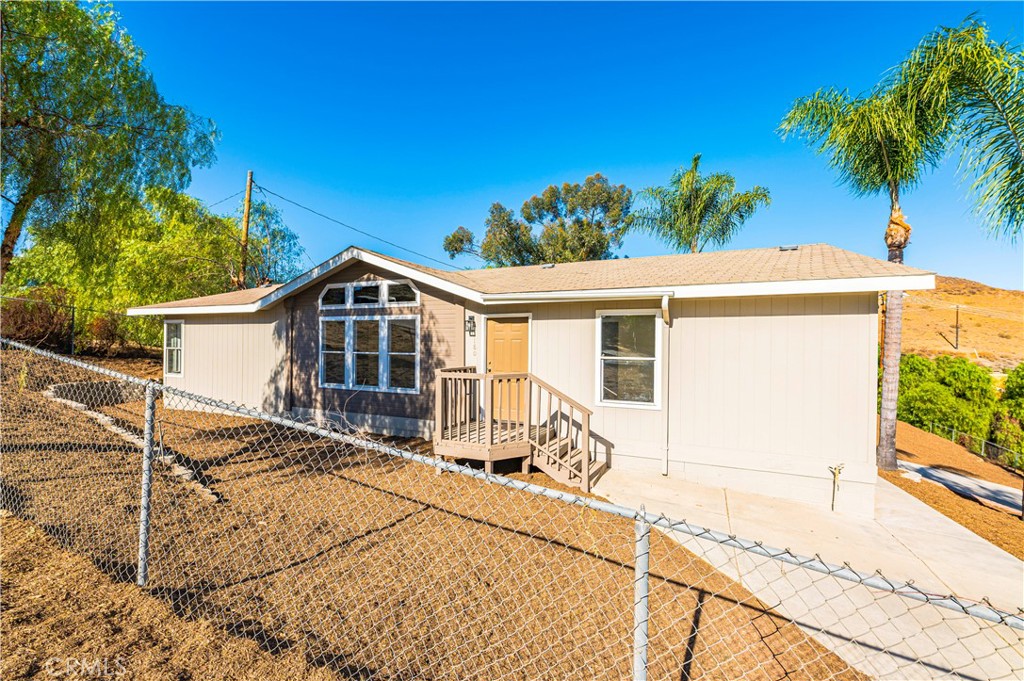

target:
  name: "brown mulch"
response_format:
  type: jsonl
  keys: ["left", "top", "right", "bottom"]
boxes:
{"left": 1, "top": 348, "right": 866, "bottom": 681}
{"left": 879, "top": 471, "right": 1024, "bottom": 560}
{"left": 896, "top": 421, "right": 1023, "bottom": 488}
{"left": 888, "top": 421, "right": 1023, "bottom": 560}
{"left": 0, "top": 513, "right": 335, "bottom": 681}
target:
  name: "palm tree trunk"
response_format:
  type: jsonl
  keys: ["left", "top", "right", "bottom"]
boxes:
{"left": 876, "top": 187, "right": 911, "bottom": 471}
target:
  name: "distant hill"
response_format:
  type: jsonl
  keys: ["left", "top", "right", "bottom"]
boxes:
{"left": 899, "top": 276, "right": 1023, "bottom": 371}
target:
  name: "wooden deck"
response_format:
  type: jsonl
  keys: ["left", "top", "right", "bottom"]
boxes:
{"left": 433, "top": 368, "right": 601, "bottom": 491}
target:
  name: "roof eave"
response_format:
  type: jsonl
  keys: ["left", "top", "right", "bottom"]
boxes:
{"left": 481, "top": 273, "right": 936, "bottom": 304}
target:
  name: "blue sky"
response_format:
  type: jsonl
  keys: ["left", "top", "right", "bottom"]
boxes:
{"left": 113, "top": 1, "right": 1023, "bottom": 289}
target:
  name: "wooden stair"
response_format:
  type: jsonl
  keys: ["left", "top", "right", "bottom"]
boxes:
{"left": 435, "top": 368, "right": 601, "bottom": 492}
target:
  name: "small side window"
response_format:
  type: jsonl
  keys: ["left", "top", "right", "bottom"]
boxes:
{"left": 164, "top": 321, "right": 184, "bottom": 376}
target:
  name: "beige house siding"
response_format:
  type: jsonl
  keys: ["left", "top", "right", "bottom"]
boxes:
{"left": 666, "top": 294, "right": 878, "bottom": 514}
{"left": 467, "top": 293, "right": 878, "bottom": 515}
{"left": 164, "top": 308, "right": 289, "bottom": 413}
{"left": 289, "top": 261, "right": 465, "bottom": 436}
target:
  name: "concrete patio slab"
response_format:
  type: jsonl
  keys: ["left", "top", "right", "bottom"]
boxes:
{"left": 594, "top": 470, "right": 1024, "bottom": 680}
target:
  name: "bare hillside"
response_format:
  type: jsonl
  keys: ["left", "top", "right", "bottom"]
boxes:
{"left": 899, "top": 275, "right": 1023, "bottom": 371}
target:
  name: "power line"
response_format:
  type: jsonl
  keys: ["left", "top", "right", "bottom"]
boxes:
{"left": 207, "top": 189, "right": 245, "bottom": 209}
{"left": 253, "top": 183, "right": 465, "bottom": 271}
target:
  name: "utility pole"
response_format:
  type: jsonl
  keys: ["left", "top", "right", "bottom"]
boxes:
{"left": 238, "top": 170, "right": 254, "bottom": 289}
{"left": 954, "top": 305, "right": 960, "bottom": 350}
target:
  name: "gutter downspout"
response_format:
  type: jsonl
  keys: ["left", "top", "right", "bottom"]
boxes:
{"left": 662, "top": 295, "right": 670, "bottom": 477}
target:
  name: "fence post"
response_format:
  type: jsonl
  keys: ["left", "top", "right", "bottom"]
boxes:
{"left": 633, "top": 508, "right": 651, "bottom": 681}
{"left": 136, "top": 384, "right": 157, "bottom": 587}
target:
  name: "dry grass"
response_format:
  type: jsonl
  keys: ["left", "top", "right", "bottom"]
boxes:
{"left": 901, "top": 275, "right": 1023, "bottom": 371}
{"left": 0, "top": 349, "right": 866, "bottom": 681}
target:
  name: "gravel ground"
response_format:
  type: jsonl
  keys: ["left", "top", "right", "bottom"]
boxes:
{"left": 1, "top": 349, "right": 865, "bottom": 680}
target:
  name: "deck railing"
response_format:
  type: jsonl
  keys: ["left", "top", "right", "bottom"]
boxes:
{"left": 435, "top": 367, "right": 595, "bottom": 491}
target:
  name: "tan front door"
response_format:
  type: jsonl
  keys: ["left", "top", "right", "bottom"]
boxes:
{"left": 486, "top": 317, "right": 529, "bottom": 422}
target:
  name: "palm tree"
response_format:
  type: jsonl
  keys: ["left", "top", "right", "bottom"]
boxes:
{"left": 779, "top": 17, "right": 1021, "bottom": 470}
{"left": 895, "top": 19, "right": 1023, "bottom": 237}
{"left": 635, "top": 154, "right": 771, "bottom": 253}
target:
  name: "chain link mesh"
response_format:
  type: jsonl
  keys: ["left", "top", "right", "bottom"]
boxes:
{"left": 2, "top": 340, "right": 1021, "bottom": 680}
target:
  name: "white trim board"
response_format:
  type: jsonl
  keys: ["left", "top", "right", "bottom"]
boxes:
{"left": 127, "top": 247, "right": 936, "bottom": 316}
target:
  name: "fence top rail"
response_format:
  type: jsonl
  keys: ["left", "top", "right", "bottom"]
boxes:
{"left": 2, "top": 335, "right": 1021, "bottom": 630}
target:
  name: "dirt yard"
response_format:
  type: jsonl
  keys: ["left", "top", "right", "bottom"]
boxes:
{"left": 901, "top": 275, "right": 1023, "bottom": 371}
{"left": 891, "top": 421, "right": 1024, "bottom": 559}
{"left": 0, "top": 513, "right": 335, "bottom": 681}
{"left": 0, "top": 348, "right": 866, "bottom": 681}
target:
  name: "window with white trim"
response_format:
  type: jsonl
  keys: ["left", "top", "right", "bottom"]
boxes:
{"left": 164, "top": 321, "right": 184, "bottom": 376}
{"left": 319, "top": 315, "right": 420, "bottom": 393}
{"left": 319, "top": 280, "right": 420, "bottom": 311}
{"left": 597, "top": 313, "right": 658, "bottom": 406}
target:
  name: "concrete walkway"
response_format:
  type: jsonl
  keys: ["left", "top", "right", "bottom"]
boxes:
{"left": 594, "top": 470, "right": 1023, "bottom": 680}
{"left": 898, "top": 460, "right": 1023, "bottom": 515}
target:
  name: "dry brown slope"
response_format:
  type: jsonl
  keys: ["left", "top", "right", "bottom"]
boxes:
{"left": 901, "top": 275, "right": 1023, "bottom": 370}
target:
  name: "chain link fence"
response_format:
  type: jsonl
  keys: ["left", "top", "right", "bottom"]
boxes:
{"left": 926, "top": 420, "right": 1023, "bottom": 470}
{"left": 1, "top": 338, "right": 1021, "bottom": 680}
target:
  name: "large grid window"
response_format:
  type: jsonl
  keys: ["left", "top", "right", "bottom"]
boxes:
{"left": 164, "top": 321, "right": 183, "bottom": 376}
{"left": 319, "top": 316, "right": 419, "bottom": 393}
{"left": 598, "top": 313, "right": 658, "bottom": 406}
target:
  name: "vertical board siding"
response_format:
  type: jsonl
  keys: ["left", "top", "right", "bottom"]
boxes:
{"left": 668, "top": 293, "right": 878, "bottom": 490}
{"left": 164, "top": 308, "right": 289, "bottom": 413}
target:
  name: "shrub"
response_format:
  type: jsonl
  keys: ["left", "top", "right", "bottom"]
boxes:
{"left": 87, "top": 313, "right": 127, "bottom": 355}
{"left": 0, "top": 286, "right": 73, "bottom": 352}
{"left": 989, "top": 399, "right": 1024, "bottom": 469}
{"left": 897, "top": 381, "right": 992, "bottom": 440}
{"left": 1002, "top": 363, "right": 1024, "bottom": 401}
{"left": 934, "top": 355, "right": 996, "bottom": 406}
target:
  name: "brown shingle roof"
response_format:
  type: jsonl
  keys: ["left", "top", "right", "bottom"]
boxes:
{"left": 129, "top": 244, "right": 931, "bottom": 312}
{"left": 372, "top": 243, "right": 932, "bottom": 294}
{"left": 129, "top": 284, "right": 283, "bottom": 311}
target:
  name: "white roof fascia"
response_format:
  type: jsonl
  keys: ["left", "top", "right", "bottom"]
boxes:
{"left": 480, "top": 273, "right": 935, "bottom": 304}
{"left": 127, "top": 254, "right": 935, "bottom": 315}
{"left": 127, "top": 247, "right": 485, "bottom": 316}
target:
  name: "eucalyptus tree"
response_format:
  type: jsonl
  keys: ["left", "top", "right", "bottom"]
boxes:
{"left": 635, "top": 154, "right": 771, "bottom": 253}
{"left": 0, "top": 1, "right": 217, "bottom": 281}
{"left": 444, "top": 174, "right": 634, "bottom": 266}
{"left": 779, "top": 16, "right": 1021, "bottom": 469}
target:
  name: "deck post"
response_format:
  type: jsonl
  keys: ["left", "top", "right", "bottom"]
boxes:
{"left": 483, "top": 374, "right": 493, "bottom": 447}
{"left": 633, "top": 507, "right": 650, "bottom": 681}
{"left": 434, "top": 370, "right": 444, "bottom": 446}
{"left": 136, "top": 384, "right": 157, "bottom": 587}
{"left": 581, "top": 411, "right": 591, "bottom": 493}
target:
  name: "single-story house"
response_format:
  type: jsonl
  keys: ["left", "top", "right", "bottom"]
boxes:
{"left": 128, "top": 243, "right": 934, "bottom": 515}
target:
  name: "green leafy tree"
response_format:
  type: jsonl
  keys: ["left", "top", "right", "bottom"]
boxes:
{"left": 243, "top": 200, "right": 306, "bottom": 286}
{"left": 0, "top": 1, "right": 217, "bottom": 281}
{"left": 635, "top": 154, "right": 771, "bottom": 253}
{"left": 443, "top": 174, "right": 634, "bottom": 266}
{"left": 3, "top": 190, "right": 304, "bottom": 345}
